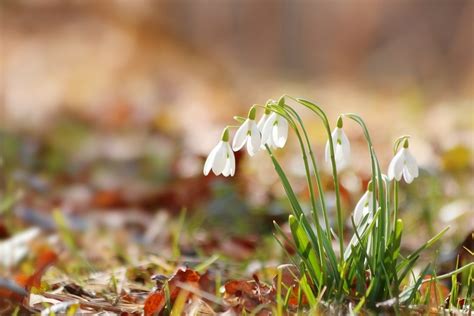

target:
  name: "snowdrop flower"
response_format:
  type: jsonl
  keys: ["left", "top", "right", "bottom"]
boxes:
{"left": 261, "top": 112, "right": 289, "bottom": 149}
{"left": 388, "top": 139, "right": 419, "bottom": 183}
{"left": 257, "top": 108, "right": 271, "bottom": 133}
{"left": 344, "top": 182, "right": 377, "bottom": 259}
{"left": 325, "top": 116, "right": 350, "bottom": 171}
{"left": 203, "top": 128, "right": 235, "bottom": 177}
{"left": 353, "top": 182, "right": 376, "bottom": 225}
{"left": 232, "top": 106, "right": 261, "bottom": 156}
{"left": 257, "top": 108, "right": 275, "bottom": 148}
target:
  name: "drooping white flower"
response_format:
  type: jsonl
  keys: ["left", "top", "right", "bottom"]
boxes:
{"left": 353, "top": 183, "right": 376, "bottom": 225}
{"left": 257, "top": 110, "right": 270, "bottom": 134}
{"left": 261, "top": 112, "right": 288, "bottom": 149}
{"left": 203, "top": 128, "right": 235, "bottom": 177}
{"left": 387, "top": 140, "right": 419, "bottom": 183}
{"left": 232, "top": 107, "right": 261, "bottom": 156}
{"left": 325, "top": 116, "right": 350, "bottom": 171}
{"left": 257, "top": 109, "right": 275, "bottom": 149}
{"left": 344, "top": 183, "right": 377, "bottom": 260}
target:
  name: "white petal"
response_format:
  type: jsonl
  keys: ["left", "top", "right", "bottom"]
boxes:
{"left": 325, "top": 128, "right": 338, "bottom": 163}
{"left": 247, "top": 121, "right": 261, "bottom": 156}
{"left": 335, "top": 144, "right": 344, "bottom": 164}
{"left": 394, "top": 150, "right": 408, "bottom": 181}
{"left": 257, "top": 114, "right": 268, "bottom": 133}
{"left": 222, "top": 160, "right": 231, "bottom": 177}
{"left": 222, "top": 156, "right": 235, "bottom": 177}
{"left": 353, "top": 191, "right": 369, "bottom": 224}
{"left": 404, "top": 149, "right": 419, "bottom": 178}
{"left": 333, "top": 129, "right": 350, "bottom": 170}
{"left": 211, "top": 142, "right": 227, "bottom": 175}
{"left": 324, "top": 140, "right": 331, "bottom": 163}
{"left": 228, "top": 145, "right": 235, "bottom": 176}
{"left": 246, "top": 137, "right": 254, "bottom": 156}
{"left": 261, "top": 113, "right": 277, "bottom": 146}
{"left": 262, "top": 129, "right": 276, "bottom": 149}
{"left": 366, "top": 191, "right": 374, "bottom": 214}
{"left": 203, "top": 142, "right": 220, "bottom": 175}
{"left": 387, "top": 158, "right": 396, "bottom": 180}
{"left": 388, "top": 149, "right": 404, "bottom": 181}
{"left": 232, "top": 120, "right": 250, "bottom": 151}
{"left": 403, "top": 167, "right": 414, "bottom": 183}
{"left": 222, "top": 145, "right": 234, "bottom": 177}
{"left": 340, "top": 129, "right": 351, "bottom": 160}
{"left": 273, "top": 116, "right": 288, "bottom": 148}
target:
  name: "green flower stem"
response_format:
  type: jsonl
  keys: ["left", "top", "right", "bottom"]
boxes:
{"left": 265, "top": 145, "right": 325, "bottom": 288}
{"left": 273, "top": 103, "right": 342, "bottom": 288}
{"left": 392, "top": 135, "right": 408, "bottom": 231}
{"left": 279, "top": 103, "right": 331, "bottom": 241}
{"left": 393, "top": 181, "right": 399, "bottom": 231}
{"left": 343, "top": 113, "right": 386, "bottom": 269}
{"left": 287, "top": 96, "right": 345, "bottom": 263}
{"left": 268, "top": 105, "right": 325, "bottom": 264}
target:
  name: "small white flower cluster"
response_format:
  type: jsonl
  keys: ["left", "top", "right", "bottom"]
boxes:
{"left": 203, "top": 102, "right": 420, "bottom": 230}
{"left": 203, "top": 104, "right": 419, "bottom": 189}
{"left": 203, "top": 106, "right": 289, "bottom": 177}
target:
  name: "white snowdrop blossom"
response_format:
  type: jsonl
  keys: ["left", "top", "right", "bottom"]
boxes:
{"left": 203, "top": 128, "right": 235, "bottom": 177}
{"left": 257, "top": 109, "right": 276, "bottom": 148}
{"left": 232, "top": 107, "right": 261, "bottom": 156}
{"left": 261, "top": 112, "right": 289, "bottom": 149}
{"left": 325, "top": 116, "right": 350, "bottom": 171}
{"left": 257, "top": 110, "right": 270, "bottom": 134}
{"left": 388, "top": 140, "right": 419, "bottom": 183}
{"left": 353, "top": 184, "right": 376, "bottom": 225}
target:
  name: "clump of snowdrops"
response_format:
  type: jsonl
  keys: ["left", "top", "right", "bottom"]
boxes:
{"left": 203, "top": 96, "right": 473, "bottom": 312}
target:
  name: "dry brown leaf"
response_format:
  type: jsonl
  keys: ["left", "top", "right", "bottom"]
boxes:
{"left": 272, "top": 264, "right": 308, "bottom": 307}
{"left": 223, "top": 274, "right": 275, "bottom": 313}
{"left": 419, "top": 276, "right": 450, "bottom": 309}
{"left": 144, "top": 267, "right": 201, "bottom": 316}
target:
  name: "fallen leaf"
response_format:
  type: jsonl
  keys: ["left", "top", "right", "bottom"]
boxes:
{"left": 144, "top": 267, "right": 200, "bottom": 316}
{"left": 224, "top": 275, "right": 275, "bottom": 313}
{"left": 92, "top": 190, "right": 126, "bottom": 208}
{"left": 19, "top": 248, "right": 58, "bottom": 291}
{"left": 144, "top": 291, "right": 166, "bottom": 316}
{"left": 272, "top": 264, "right": 308, "bottom": 307}
{"left": 419, "top": 275, "right": 450, "bottom": 309}
{"left": 0, "top": 245, "right": 57, "bottom": 311}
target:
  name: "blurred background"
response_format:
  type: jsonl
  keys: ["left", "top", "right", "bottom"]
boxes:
{"left": 0, "top": 0, "right": 473, "bottom": 277}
